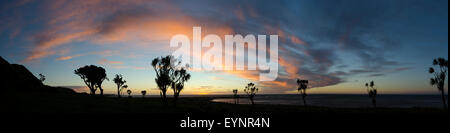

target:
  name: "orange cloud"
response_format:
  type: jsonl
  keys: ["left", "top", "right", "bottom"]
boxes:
{"left": 98, "top": 58, "right": 124, "bottom": 65}
{"left": 279, "top": 57, "right": 300, "bottom": 79}
{"left": 24, "top": 50, "right": 56, "bottom": 63}
{"left": 56, "top": 54, "right": 83, "bottom": 61}
{"left": 264, "top": 25, "right": 286, "bottom": 38}
{"left": 92, "top": 50, "right": 119, "bottom": 57}
{"left": 290, "top": 35, "right": 306, "bottom": 45}
{"left": 25, "top": 29, "right": 97, "bottom": 62}
{"left": 23, "top": 0, "right": 235, "bottom": 63}
{"left": 56, "top": 56, "right": 72, "bottom": 61}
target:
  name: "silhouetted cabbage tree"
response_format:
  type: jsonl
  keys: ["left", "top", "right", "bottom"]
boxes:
{"left": 113, "top": 74, "right": 127, "bottom": 98}
{"left": 429, "top": 57, "right": 448, "bottom": 108}
{"left": 365, "top": 81, "right": 377, "bottom": 108}
{"left": 233, "top": 89, "right": 239, "bottom": 104}
{"left": 151, "top": 55, "right": 190, "bottom": 106}
{"left": 38, "top": 73, "right": 45, "bottom": 83}
{"left": 141, "top": 90, "right": 147, "bottom": 98}
{"left": 74, "top": 65, "right": 107, "bottom": 96}
{"left": 152, "top": 56, "right": 172, "bottom": 105}
{"left": 171, "top": 67, "right": 191, "bottom": 106}
{"left": 296, "top": 79, "right": 309, "bottom": 106}
{"left": 244, "top": 82, "right": 258, "bottom": 105}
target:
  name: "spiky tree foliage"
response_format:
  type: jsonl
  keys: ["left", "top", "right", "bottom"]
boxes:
{"left": 429, "top": 57, "right": 448, "bottom": 108}
{"left": 113, "top": 74, "right": 126, "bottom": 98}
{"left": 296, "top": 79, "right": 309, "bottom": 106}
{"left": 171, "top": 68, "right": 191, "bottom": 106}
{"left": 152, "top": 56, "right": 173, "bottom": 105}
{"left": 365, "top": 81, "right": 377, "bottom": 108}
{"left": 244, "top": 82, "right": 258, "bottom": 105}
{"left": 151, "top": 55, "right": 190, "bottom": 106}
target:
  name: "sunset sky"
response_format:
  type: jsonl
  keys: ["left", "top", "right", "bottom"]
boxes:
{"left": 0, "top": 0, "right": 448, "bottom": 95}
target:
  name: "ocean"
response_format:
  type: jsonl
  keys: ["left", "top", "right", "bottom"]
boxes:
{"left": 210, "top": 94, "right": 448, "bottom": 108}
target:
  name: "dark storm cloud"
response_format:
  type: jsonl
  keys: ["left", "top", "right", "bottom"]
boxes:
{"left": 172, "top": 0, "right": 422, "bottom": 90}
{"left": 301, "top": 0, "right": 405, "bottom": 69}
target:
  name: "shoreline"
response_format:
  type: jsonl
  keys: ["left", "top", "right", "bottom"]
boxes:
{"left": 5, "top": 92, "right": 448, "bottom": 113}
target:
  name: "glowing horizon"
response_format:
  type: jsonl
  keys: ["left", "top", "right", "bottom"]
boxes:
{"left": 0, "top": 0, "right": 448, "bottom": 95}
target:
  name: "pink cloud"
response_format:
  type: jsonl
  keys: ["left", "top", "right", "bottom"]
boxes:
{"left": 56, "top": 54, "right": 83, "bottom": 61}
{"left": 290, "top": 35, "right": 306, "bottom": 45}
{"left": 22, "top": 0, "right": 235, "bottom": 63}
{"left": 98, "top": 58, "right": 123, "bottom": 65}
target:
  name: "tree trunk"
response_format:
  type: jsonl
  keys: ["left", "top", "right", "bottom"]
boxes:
{"left": 372, "top": 97, "right": 377, "bottom": 108}
{"left": 302, "top": 95, "right": 307, "bottom": 106}
{"left": 90, "top": 88, "right": 96, "bottom": 95}
{"left": 440, "top": 89, "right": 447, "bottom": 109}
{"left": 117, "top": 86, "right": 121, "bottom": 98}
{"left": 160, "top": 91, "right": 163, "bottom": 103}
{"left": 302, "top": 91, "right": 307, "bottom": 106}
{"left": 99, "top": 86, "right": 104, "bottom": 96}
{"left": 249, "top": 95, "right": 255, "bottom": 105}
{"left": 88, "top": 84, "right": 95, "bottom": 96}
{"left": 162, "top": 90, "right": 167, "bottom": 106}
{"left": 174, "top": 92, "right": 179, "bottom": 107}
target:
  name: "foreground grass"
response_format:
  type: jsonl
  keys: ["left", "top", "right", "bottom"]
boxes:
{"left": 8, "top": 92, "right": 447, "bottom": 113}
